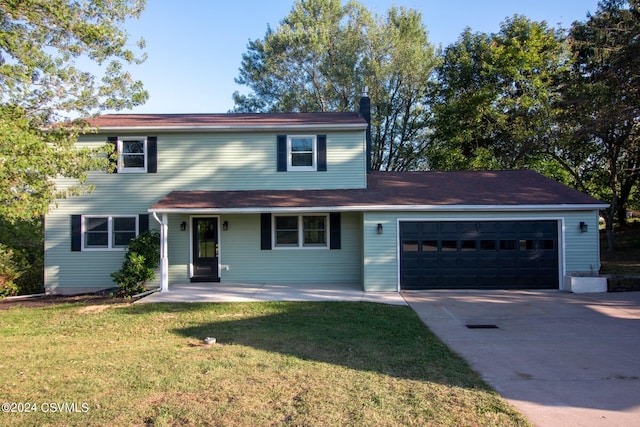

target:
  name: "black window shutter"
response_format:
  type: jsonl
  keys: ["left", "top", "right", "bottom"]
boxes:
{"left": 107, "top": 136, "right": 118, "bottom": 173}
{"left": 277, "top": 135, "right": 287, "bottom": 172}
{"left": 260, "top": 213, "right": 272, "bottom": 250}
{"left": 317, "top": 134, "right": 327, "bottom": 171}
{"left": 71, "top": 215, "right": 82, "bottom": 251}
{"left": 139, "top": 214, "right": 150, "bottom": 233}
{"left": 147, "top": 136, "right": 157, "bottom": 173}
{"left": 330, "top": 212, "right": 341, "bottom": 250}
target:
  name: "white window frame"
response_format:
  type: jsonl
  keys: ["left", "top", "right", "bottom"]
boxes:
{"left": 287, "top": 135, "right": 317, "bottom": 171}
{"left": 117, "top": 137, "right": 147, "bottom": 173}
{"left": 82, "top": 215, "right": 139, "bottom": 251}
{"left": 273, "top": 214, "right": 329, "bottom": 249}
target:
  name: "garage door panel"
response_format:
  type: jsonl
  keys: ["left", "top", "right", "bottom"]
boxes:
{"left": 441, "top": 222, "right": 458, "bottom": 233}
{"left": 400, "top": 220, "right": 559, "bottom": 290}
{"left": 458, "top": 275, "right": 477, "bottom": 286}
{"left": 419, "top": 222, "right": 439, "bottom": 233}
{"left": 401, "top": 222, "right": 420, "bottom": 235}
{"left": 421, "top": 258, "right": 439, "bottom": 268}
{"left": 499, "top": 222, "right": 519, "bottom": 233}
{"left": 459, "top": 257, "right": 479, "bottom": 269}
{"left": 479, "top": 222, "right": 499, "bottom": 232}
{"left": 439, "top": 258, "right": 458, "bottom": 268}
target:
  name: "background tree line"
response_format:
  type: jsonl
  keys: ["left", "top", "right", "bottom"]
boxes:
{"left": 234, "top": 0, "right": 639, "bottom": 251}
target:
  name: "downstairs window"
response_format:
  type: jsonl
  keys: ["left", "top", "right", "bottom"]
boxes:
{"left": 274, "top": 214, "right": 328, "bottom": 248}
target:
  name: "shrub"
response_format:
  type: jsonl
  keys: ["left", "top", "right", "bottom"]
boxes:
{"left": 111, "top": 230, "right": 161, "bottom": 296}
{"left": 0, "top": 243, "right": 21, "bottom": 297}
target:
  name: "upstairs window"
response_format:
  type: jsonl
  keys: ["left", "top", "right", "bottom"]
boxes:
{"left": 288, "top": 135, "right": 316, "bottom": 171}
{"left": 118, "top": 137, "right": 147, "bottom": 173}
{"left": 277, "top": 135, "right": 326, "bottom": 172}
{"left": 108, "top": 136, "right": 157, "bottom": 174}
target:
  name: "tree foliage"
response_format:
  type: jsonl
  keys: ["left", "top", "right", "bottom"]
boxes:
{"left": 557, "top": 0, "right": 640, "bottom": 249}
{"left": 233, "top": 0, "right": 438, "bottom": 170}
{"left": 0, "top": 217, "right": 43, "bottom": 296}
{"left": 427, "top": 16, "right": 570, "bottom": 171}
{"left": 0, "top": 0, "right": 148, "bottom": 222}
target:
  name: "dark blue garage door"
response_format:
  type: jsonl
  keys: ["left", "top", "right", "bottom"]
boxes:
{"left": 400, "top": 220, "right": 559, "bottom": 290}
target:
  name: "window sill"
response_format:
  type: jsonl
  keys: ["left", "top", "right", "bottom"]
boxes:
{"left": 273, "top": 246, "right": 329, "bottom": 250}
{"left": 117, "top": 169, "right": 147, "bottom": 174}
{"left": 81, "top": 247, "right": 128, "bottom": 252}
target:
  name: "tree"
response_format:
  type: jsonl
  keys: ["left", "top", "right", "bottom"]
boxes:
{"left": 233, "top": 0, "right": 438, "bottom": 170}
{"left": 558, "top": 0, "right": 640, "bottom": 250}
{"left": 427, "top": 16, "right": 570, "bottom": 171}
{"left": 367, "top": 7, "right": 437, "bottom": 171}
{"left": 0, "top": 0, "right": 148, "bottom": 222}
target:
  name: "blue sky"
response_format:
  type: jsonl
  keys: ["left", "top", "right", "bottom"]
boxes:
{"left": 120, "top": 0, "right": 600, "bottom": 114}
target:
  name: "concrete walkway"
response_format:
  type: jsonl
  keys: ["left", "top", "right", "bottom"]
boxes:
{"left": 137, "top": 282, "right": 407, "bottom": 305}
{"left": 403, "top": 290, "right": 640, "bottom": 427}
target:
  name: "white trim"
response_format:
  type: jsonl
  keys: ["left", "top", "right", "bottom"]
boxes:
{"left": 189, "top": 215, "right": 221, "bottom": 280}
{"left": 272, "top": 213, "right": 329, "bottom": 249}
{"left": 117, "top": 136, "right": 147, "bottom": 173}
{"left": 149, "top": 204, "right": 608, "bottom": 215}
{"left": 90, "top": 123, "right": 367, "bottom": 133}
{"left": 287, "top": 135, "right": 317, "bottom": 171}
{"left": 81, "top": 215, "right": 139, "bottom": 251}
{"left": 394, "top": 216, "right": 566, "bottom": 291}
{"left": 160, "top": 214, "right": 169, "bottom": 292}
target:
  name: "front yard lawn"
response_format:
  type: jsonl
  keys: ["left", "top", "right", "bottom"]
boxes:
{"left": 0, "top": 301, "right": 528, "bottom": 426}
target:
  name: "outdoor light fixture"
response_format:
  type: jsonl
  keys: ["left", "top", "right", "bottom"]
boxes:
{"left": 223, "top": 221, "right": 229, "bottom": 231}
{"left": 579, "top": 221, "right": 588, "bottom": 233}
{"left": 180, "top": 221, "right": 187, "bottom": 231}
{"left": 377, "top": 223, "right": 383, "bottom": 234}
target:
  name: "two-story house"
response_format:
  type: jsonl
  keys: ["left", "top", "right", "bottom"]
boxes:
{"left": 44, "top": 95, "right": 607, "bottom": 295}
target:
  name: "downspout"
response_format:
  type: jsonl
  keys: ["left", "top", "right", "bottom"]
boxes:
{"left": 152, "top": 212, "right": 169, "bottom": 292}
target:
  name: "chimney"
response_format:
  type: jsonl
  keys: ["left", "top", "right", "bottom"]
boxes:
{"left": 359, "top": 87, "right": 371, "bottom": 173}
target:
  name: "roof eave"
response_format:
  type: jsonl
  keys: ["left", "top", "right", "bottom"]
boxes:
{"left": 149, "top": 203, "right": 609, "bottom": 214}
{"left": 88, "top": 123, "right": 368, "bottom": 133}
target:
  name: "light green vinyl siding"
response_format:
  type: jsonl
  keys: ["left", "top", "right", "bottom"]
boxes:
{"left": 217, "top": 212, "right": 362, "bottom": 285}
{"left": 45, "top": 130, "right": 366, "bottom": 293}
{"left": 77, "top": 131, "right": 366, "bottom": 191}
{"left": 362, "top": 210, "right": 602, "bottom": 292}
{"left": 44, "top": 214, "right": 160, "bottom": 293}
{"left": 563, "top": 210, "right": 602, "bottom": 275}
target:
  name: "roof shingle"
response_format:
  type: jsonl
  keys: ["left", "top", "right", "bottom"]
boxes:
{"left": 88, "top": 112, "right": 367, "bottom": 129}
{"left": 150, "top": 170, "right": 605, "bottom": 211}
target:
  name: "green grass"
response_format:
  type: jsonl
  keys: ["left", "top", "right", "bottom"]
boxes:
{"left": 0, "top": 302, "right": 528, "bottom": 426}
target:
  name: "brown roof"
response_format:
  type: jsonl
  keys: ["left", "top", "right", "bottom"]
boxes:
{"left": 150, "top": 170, "right": 606, "bottom": 211}
{"left": 88, "top": 112, "right": 367, "bottom": 129}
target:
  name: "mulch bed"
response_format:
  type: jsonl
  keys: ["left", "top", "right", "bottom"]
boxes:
{"left": 0, "top": 294, "right": 130, "bottom": 310}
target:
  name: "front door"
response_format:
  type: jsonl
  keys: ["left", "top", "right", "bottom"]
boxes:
{"left": 192, "top": 217, "right": 220, "bottom": 282}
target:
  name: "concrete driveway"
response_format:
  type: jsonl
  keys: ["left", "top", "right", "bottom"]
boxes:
{"left": 402, "top": 290, "right": 640, "bottom": 427}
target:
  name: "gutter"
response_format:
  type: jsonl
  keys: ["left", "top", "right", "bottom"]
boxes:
{"left": 3, "top": 293, "right": 46, "bottom": 301}
{"left": 86, "top": 123, "right": 368, "bottom": 133}
{"left": 131, "top": 287, "right": 160, "bottom": 299}
{"left": 149, "top": 203, "right": 610, "bottom": 215}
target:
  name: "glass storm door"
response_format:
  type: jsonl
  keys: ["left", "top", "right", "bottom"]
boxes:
{"left": 192, "top": 218, "right": 220, "bottom": 282}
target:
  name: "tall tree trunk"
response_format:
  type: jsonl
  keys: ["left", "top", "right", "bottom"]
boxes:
{"left": 602, "top": 207, "right": 618, "bottom": 252}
